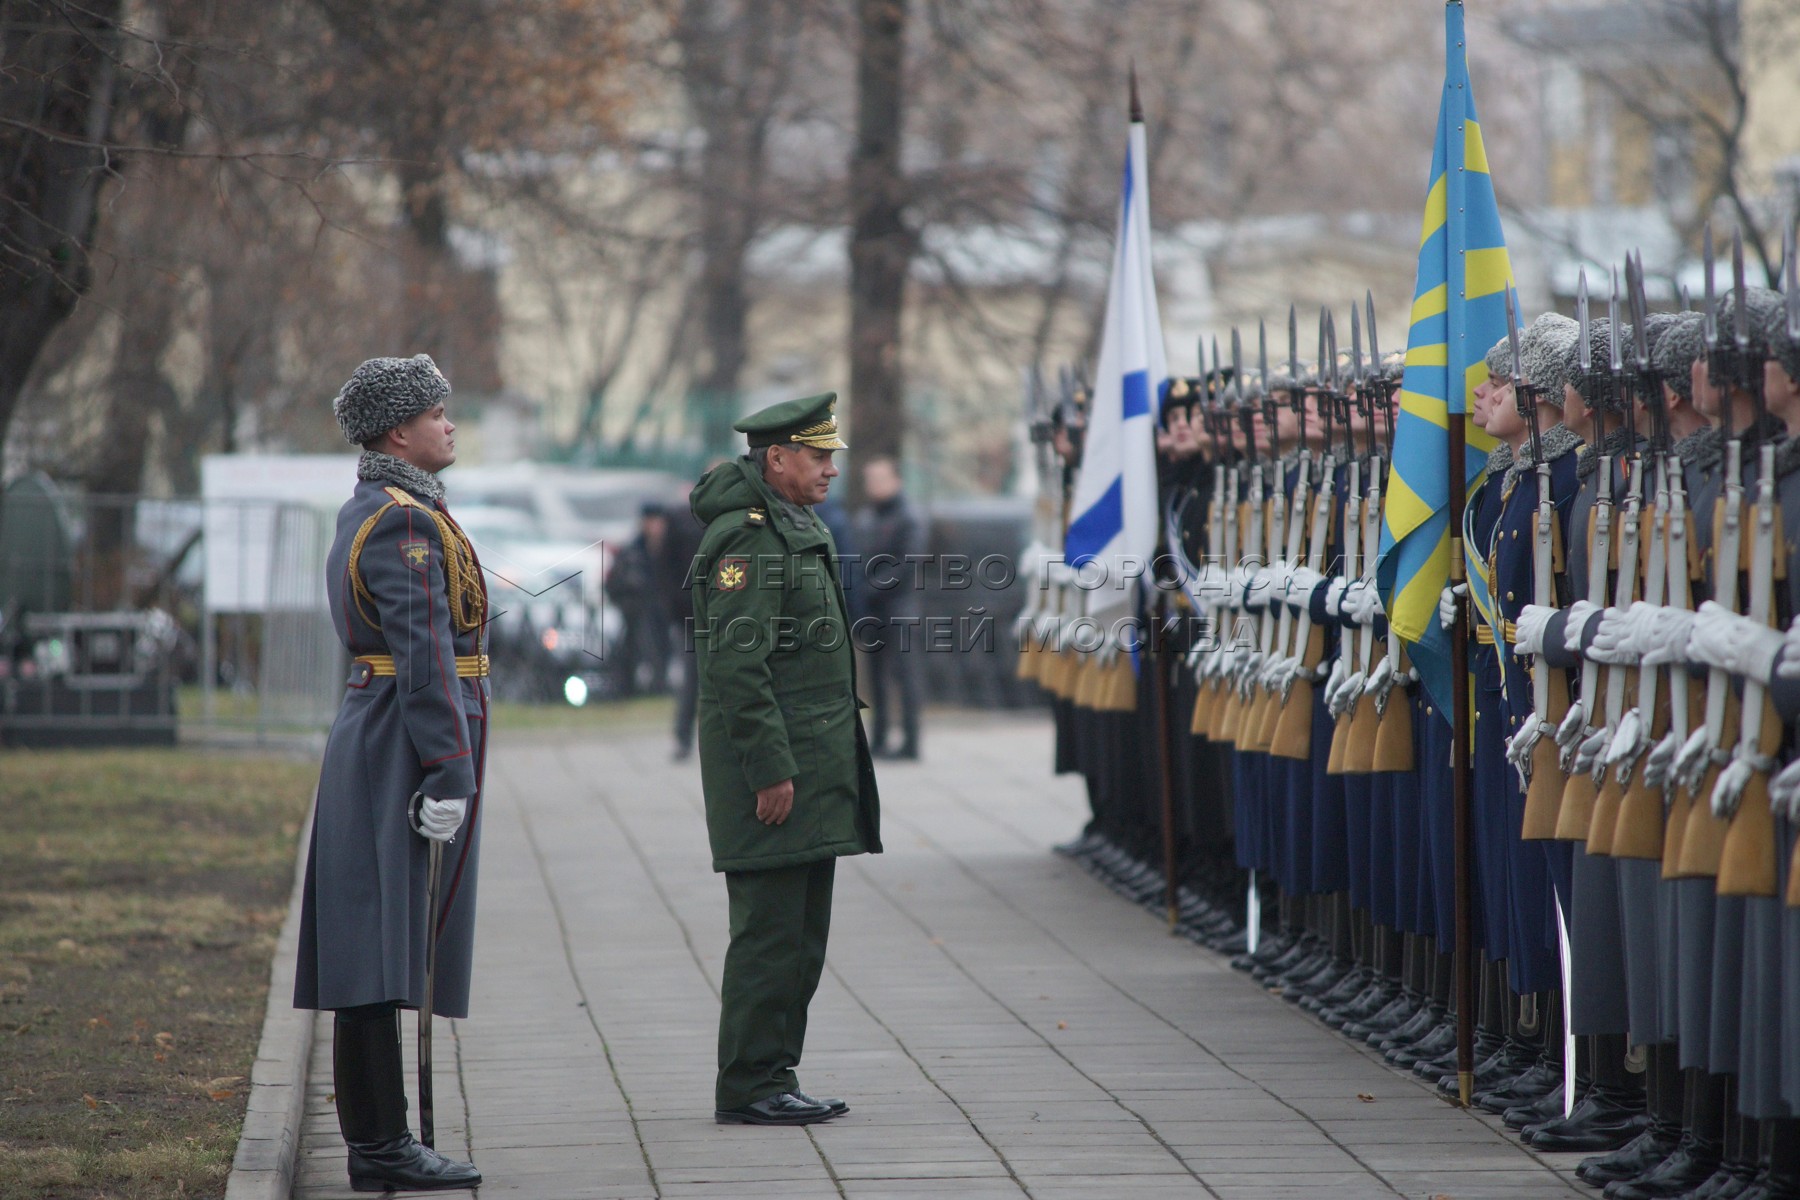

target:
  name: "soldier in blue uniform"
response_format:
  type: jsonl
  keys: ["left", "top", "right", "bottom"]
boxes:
{"left": 295, "top": 355, "right": 488, "bottom": 1193}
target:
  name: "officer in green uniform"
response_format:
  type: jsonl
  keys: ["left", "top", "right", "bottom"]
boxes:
{"left": 690, "top": 392, "right": 883, "bottom": 1126}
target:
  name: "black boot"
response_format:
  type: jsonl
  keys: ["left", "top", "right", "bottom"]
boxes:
{"left": 334, "top": 1005, "right": 481, "bottom": 1193}
{"left": 1577, "top": 1048, "right": 1682, "bottom": 1186}
{"left": 1526, "top": 1034, "right": 1648, "bottom": 1152}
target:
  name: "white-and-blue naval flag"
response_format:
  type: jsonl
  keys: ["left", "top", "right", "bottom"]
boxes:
{"left": 1064, "top": 117, "right": 1168, "bottom": 619}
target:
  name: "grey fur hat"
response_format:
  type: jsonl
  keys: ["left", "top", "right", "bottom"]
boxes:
{"left": 1651, "top": 311, "right": 1705, "bottom": 400}
{"left": 1520, "top": 313, "right": 1578, "bottom": 406}
{"left": 333, "top": 354, "right": 452, "bottom": 445}
{"left": 1754, "top": 295, "right": 1800, "bottom": 382}
{"left": 1570, "top": 319, "right": 1628, "bottom": 412}
{"left": 1484, "top": 336, "right": 1510, "bottom": 382}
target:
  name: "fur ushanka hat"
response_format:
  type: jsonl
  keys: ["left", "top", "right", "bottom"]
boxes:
{"left": 333, "top": 354, "right": 452, "bottom": 445}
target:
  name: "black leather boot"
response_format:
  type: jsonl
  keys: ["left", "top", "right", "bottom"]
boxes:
{"left": 1579, "top": 1045, "right": 1683, "bottom": 1185}
{"left": 334, "top": 1005, "right": 481, "bottom": 1193}
{"left": 1602, "top": 1133, "right": 1724, "bottom": 1199}
{"left": 1505, "top": 1082, "right": 1565, "bottom": 1131}
{"left": 1478, "top": 1059, "right": 1561, "bottom": 1114}
{"left": 1527, "top": 1035, "right": 1647, "bottom": 1152}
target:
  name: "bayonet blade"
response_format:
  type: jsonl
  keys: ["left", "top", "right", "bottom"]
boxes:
{"left": 1230, "top": 327, "right": 1245, "bottom": 403}
{"left": 1288, "top": 305, "right": 1300, "bottom": 384}
{"left": 1620, "top": 264, "right": 1634, "bottom": 372}
{"left": 1628, "top": 253, "right": 1651, "bottom": 368}
{"left": 1325, "top": 311, "right": 1339, "bottom": 391}
{"left": 1504, "top": 286, "right": 1524, "bottom": 383}
{"left": 1786, "top": 221, "right": 1798, "bottom": 341}
{"left": 1350, "top": 302, "right": 1364, "bottom": 382}
{"left": 1578, "top": 269, "right": 1592, "bottom": 371}
{"left": 1365, "top": 291, "right": 1381, "bottom": 365}
{"left": 1733, "top": 227, "right": 1750, "bottom": 350}
{"left": 1703, "top": 223, "right": 1719, "bottom": 348}
{"left": 1258, "top": 319, "right": 1270, "bottom": 396}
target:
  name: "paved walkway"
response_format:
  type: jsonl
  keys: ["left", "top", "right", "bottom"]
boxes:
{"left": 292, "top": 712, "right": 1589, "bottom": 1200}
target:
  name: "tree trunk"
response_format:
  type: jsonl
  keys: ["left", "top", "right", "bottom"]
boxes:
{"left": 0, "top": 1, "right": 126, "bottom": 525}
{"left": 847, "top": 0, "right": 911, "bottom": 487}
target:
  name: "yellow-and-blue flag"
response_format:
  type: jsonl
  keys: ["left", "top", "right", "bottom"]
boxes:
{"left": 1375, "top": 0, "right": 1515, "bottom": 724}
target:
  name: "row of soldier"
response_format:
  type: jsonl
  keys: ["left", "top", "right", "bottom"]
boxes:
{"left": 1020, "top": 224, "right": 1800, "bottom": 1200}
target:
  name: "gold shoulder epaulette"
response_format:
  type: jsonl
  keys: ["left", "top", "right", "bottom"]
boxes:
{"left": 744, "top": 507, "right": 767, "bottom": 527}
{"left": 383, "top": 486, "right": 422, "bottom": 508}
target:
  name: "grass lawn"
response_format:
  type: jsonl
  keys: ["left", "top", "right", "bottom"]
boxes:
{"left": 0, "top": 749, "right": 315, "bottom": 1200}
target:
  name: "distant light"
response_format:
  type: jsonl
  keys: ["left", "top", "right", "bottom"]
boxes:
{"left": 563, "top": 675, "right": 589, "bottom": 707}
{"left": 542, "top": 628, "right": 560, "bottom": 651}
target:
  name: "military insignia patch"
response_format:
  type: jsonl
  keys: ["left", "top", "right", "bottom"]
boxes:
{"left": 745, "top": 507, "right": 767, "bottom": 526}
{"left": 715, "top": 557, "right": 748, "bottom": 591}
{"left": 399, "top": 539, "right": 431, "bottom": 570}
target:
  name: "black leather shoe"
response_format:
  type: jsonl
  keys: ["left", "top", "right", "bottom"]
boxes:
{"left": 1689, "top": 1161, "right": 1760, "bottom": 1200}
{"left": 1577, "top": 1123, "right": 1681, "bottom": 1185}
{"left": 1602, "top": 1137, "right": 1723, "bottom": 1199}
{"left": 350, "top": 1136, "right": 483, "bottom": 1193}
{"left": 792, "top": 1089, "right": 848, "bottom": 1116}
{"left": 1478, "top": 1060, "right": 1560, "bottom": 1114}
{"left": 715, "top": 1093, "right": 837, "bottom": 1126}
{"left": 1527, "top": 1089, "right": 1650, "bottom": 1153}
{"left": 1505, "top": 1083, "right": 1566, "bottom": 1131}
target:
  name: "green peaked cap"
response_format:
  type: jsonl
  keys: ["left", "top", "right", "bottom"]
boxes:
{"left": 734, "top": 392, "right": 847, "bottom": 449}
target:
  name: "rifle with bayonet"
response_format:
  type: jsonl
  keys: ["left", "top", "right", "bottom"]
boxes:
{"left": 1246, "top": 320, "right": 1291, "bottom": 751}
{"left": 1585, "top": 268, "right": 1648, "bottom": 852}
{"left": 1507, "top": 291, "right": 1576, "bottom": 838}
{"left": 1365, "top": 294, "right": 1416, "bottom": 772}
{"left": 1324, "top": 310, "right": 1363, "bottom": 772}
{"left": 1672, "top": 227, "right": 1751, "bottom": 876}
{"left": 1711, "top": 228, "right": 1784, "bottom": 896}
{"left": 1342, "top": 302, "right": 1388, "bottom": 771}
{"left": 1272, "top": 307, "right": 1334, "bottom": 759}
{"left": 1553, "top": 269, "right": 1621, "bottom": 839}
{"left": 1603, "top": 254, "right": 1678, "bottom": 856}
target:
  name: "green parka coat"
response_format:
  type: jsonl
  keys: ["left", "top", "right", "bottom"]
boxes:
{"left": 689, "top": 458, "right": 882, "bottom": 872}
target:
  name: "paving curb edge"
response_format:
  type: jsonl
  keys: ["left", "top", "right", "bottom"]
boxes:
{"left": 224, "top": 797, "right": 316, "bottom": 1200}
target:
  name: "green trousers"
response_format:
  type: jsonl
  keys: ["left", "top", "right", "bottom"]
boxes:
{"left": 716, "top": 858, "right": 836, "bottom": 1111}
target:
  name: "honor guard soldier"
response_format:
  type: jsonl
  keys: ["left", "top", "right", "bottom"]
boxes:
{"left": 294, "top": 355, "right": 488, "bottom": 1193}
{"left": 689, "top": 392, "right": 881, "bottom": 1126}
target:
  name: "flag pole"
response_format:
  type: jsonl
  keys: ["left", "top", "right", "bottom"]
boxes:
{"left": 1448, "top": 409, "right": 1474, "bottom": 1108}
{"left": 1128, "top": 61, "right": 1180, "bottom": 932}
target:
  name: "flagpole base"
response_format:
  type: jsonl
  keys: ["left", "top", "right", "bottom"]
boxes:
{"left": 1457, "top": 1071, "right": 1473, "bottom": 1109}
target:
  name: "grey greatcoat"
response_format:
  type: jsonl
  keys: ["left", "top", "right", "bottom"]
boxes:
{"left": 293, "top": 478, "right": 489, "bottom": 1018}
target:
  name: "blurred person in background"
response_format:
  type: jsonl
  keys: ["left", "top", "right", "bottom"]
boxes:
{"left": 606, "top": 502, "right": 673, "bottom": 696}
{"left": 668, "top": 481, "right": 707, "bottom": 759}
{"left": 852, "top": 456, "right": 925, "bottom": 760}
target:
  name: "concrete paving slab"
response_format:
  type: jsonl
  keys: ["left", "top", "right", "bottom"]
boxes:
{"left": 287, "top": 713, "right": 1594, "bottom": 1200}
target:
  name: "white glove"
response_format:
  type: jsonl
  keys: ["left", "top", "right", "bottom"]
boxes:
{"left": 1636, "top": 606, "right": 1701, "bottom": 667}
{"left": 1345, "top": 581, "right": 1384, "bottom": 627}
{"left": 1605, "top": 707, "right": 1645, "bottom": 767}
{"left": 1711, "top": 758, "right": 1752, "bottom": 820}
{"left": 1776, "top": 617, "right": 1800, "bottom": 681}
{"left": 1561, "top": 599, "right": 1601, "bottom": 654}
{"left": 1330, "top": 669, "right": 1366, "bottom": 718}
{"left": 1585, "top": 608, "right": 1640, "bottom": 665}
{"left": 1513, "top": 604, "right": 1558, "bottom": 657}
{"left": 1437, "top": 583, "right": 1467, "bottom": 632}
{"left": 1554, "top": 701, "right": 1587, "bottom": 751}
{"left": 1573, "top": 728, "right": 1610, "bottom": 777}
{"left": 1642, "top": 730, "right": 1681, "bottom": 791}
{"left": 1229, "top": 563, "right": 1261, "bottom": 610}
{"left": 1363, "top": 654, "right": 1395, "bottom": 697}
{"left": 1506, "top": 718, "right": 1538, "bottom": 787}
{"left": 1285, "top": 566, "right": 1325, "bottom": 610}
{"left": 1769, "top": 758, "right": 1800, "bottom": 821}
{"left": 1686, "top": 601, "right": 1787, "bottom": 684}
{"left": 1673, "top": 728, "right": 1713, "bottom": 793}
{"left": 414, "top": 796, "right": 467, "bottom": 843}
{"left": 1322, "top": 654, "right": 1348, "bottom": 711}
{"left": 1264, "top": 560, "right": 1297, "bottom": 602}
{"left": 1324, "top": 577, "right": 1349, "bottom": 618}
{"left": 1197, "top": 563, "right": 1231, "bottom": 603}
